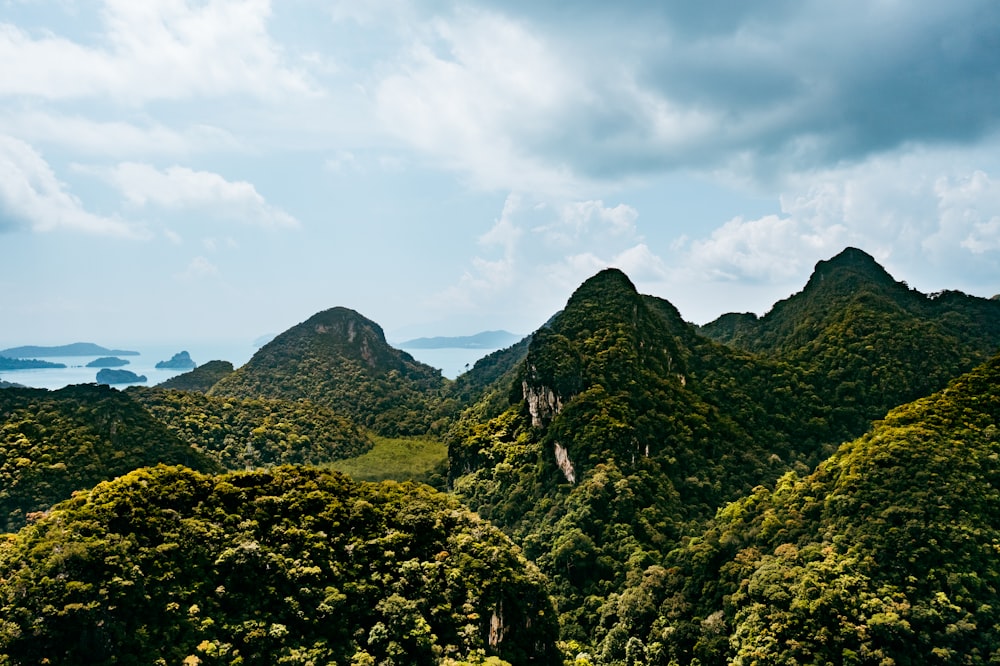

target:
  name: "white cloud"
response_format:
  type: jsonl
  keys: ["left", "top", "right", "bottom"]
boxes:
{"left": 175, "top": 255, "right": 219, "bottom": 281}
{"left": 0, "top": 134, "right": 139, "bottom": 236}
{"left": 0, "top": 110, "right": 240, "bottom": 158}
{"left": 375, "top": 8, "right": 586, "bottom": 195}
{"left": 0, "top": 0, "right": 316, "bottom": 103}
{"left": 85, "top": 162, "right": 300, "bottom": 229}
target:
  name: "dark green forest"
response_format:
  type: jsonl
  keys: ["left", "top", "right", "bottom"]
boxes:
{"left": 2, "top": 247, "right": 1000, "bottom": 664}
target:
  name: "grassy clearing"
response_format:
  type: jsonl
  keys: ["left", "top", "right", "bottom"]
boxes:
{"left": 327, "top": 436, "right": 448, "bottom": 488}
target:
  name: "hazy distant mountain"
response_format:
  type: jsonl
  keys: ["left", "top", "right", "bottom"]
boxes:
{"left": 210, "top": 307, "right": 450, "bottom": 436}
{"left": 399, "top": 330, "right": 522, "bottom": 349}
{"left": 0, "top": 342, "right": 139, "bottom": 357}
{"left": 155, "top": 351, "right": 196, "bottom": 369}
{"left": 0, "top": 355, "right": 66, "bottom": 370}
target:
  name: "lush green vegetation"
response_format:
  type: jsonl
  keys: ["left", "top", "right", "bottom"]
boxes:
{"left": 4, "top": 248, "right": 1000, "bottom": 664}
{"left": 701, "top": 247, "right": 1000, "bottom": 433}
{"left": 210, "top": 308, "right": 455, "bottom": 437}
{"left": 127, "top": 387, "right": 373, "bottom": 471}
{"left": 0, "top": 385, "right": 219, "bottom": 533}
{"left": 328, "top": 436, "right": 448, "bottom": 489}
{"left": 621, "top": 353, "right": 1000, "bottom": 665}
{"left": 158, "top": 360, "right": 235, "bottom": 392}
{"left": 0, "top": 465, "right": 559, "bottom": 665}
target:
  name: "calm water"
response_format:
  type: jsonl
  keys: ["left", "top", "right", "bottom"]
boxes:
{"left": 0, "top": 343, "right": 258, "bottom": 390}
{"left": 1, "top": 342, "right": 498, "bottom": 390}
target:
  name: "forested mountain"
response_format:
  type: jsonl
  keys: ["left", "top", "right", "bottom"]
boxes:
{"left": 446, "top": 269, "right": 843, "bottom": 642}
{"left": 0, "top": 465, "right": 560, "bottom": 665}
{"left": 3, "top": 247, "right": 999, "bottom": 664}
{"left": 127, "top": 387, "right": 372, "bottom": 470}
{"left": 0, "top": 385, "right": 219, "bottom": 533}
{"left": 618, "top": 352, "right": 1000, "bottom": 665}
{"left": 210, "top": 307, "right": 453, "bottom": 436}
{"left": 157, "top": 359, "right": 235, "bottom": 392}
{"left": 700, "top": 247, "right": 1000, "bottom": 432}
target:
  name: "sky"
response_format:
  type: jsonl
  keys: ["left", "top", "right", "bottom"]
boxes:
{"left": 2, "top": 0, "right": 999, "bottom": 351}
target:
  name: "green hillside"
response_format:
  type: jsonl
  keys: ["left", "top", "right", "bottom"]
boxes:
{"left": 0, "top": 465, "right": 560, "bottom": 665}
{"left": 0, "top": 385, "right": 219, "bottom": 533}
{"left": 631, "top": 353, "right": 1000, "bottom": 665}
{"left": 127, "top": 387, "right": 373, "bottom": 470}
{"left": 701, "top": 247, "right": 1000, "bottom": 432}
{"left": 210, "top": 307, "right": 452, "bottom": 436}
{"left": 447, "top": 269, "right": 837, "bottom": 641}
{"left": 157, "top": 360, "right": 235, "bottom": 392}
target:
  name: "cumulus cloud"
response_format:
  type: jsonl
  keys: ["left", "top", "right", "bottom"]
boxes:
{"left": 0, "top": 0, "right": 316, "bottom": 103}
{"left": 373, "top": 1, "right": 1000, "bottom": 191}
{"left": 84, "top": 162, "right": 300, "bottom": 229}
{"left": 0, "top": 135, "right": 138, "bottom": 236}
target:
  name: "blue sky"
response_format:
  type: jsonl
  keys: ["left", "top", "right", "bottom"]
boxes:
{"left": 2, "top": 0, "right": 999, "bottom": 349}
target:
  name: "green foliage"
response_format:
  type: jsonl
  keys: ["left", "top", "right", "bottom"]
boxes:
{"left": 700, "top": 247, "right": 1000, "bottom": 434}
{"left": 448, "top": 269, "right": 839, "bottom": 644}
{"left": 157, "top": 360, "right": 235, "bottom": 392}
{"left": 645, "top": 354, "right": 1000, "bottom": 665}
{"left": 0, "top": 465, "right": 560, "bottom": 665}
{"left": 128, "top": 387, "right": 373, "bottom": 470}
{"left": 0, "top": 385, "right": 219, "bottom": 533}
{"left": 210, "top": 308, "right": 456, "bottom": 437}
{"left": 328, "top": 435, "right": 449, "bottom": 489}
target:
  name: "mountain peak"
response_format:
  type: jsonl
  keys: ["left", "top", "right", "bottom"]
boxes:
{"left": 809, "top": 246, "right": 895, "bottom": 286}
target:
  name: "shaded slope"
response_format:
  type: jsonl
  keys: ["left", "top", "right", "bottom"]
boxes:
{"left": 0, "top": 465, "right": 560, "bottom": 665}
{"left": 157, "top": 359, "right": 234, "bottom": 392}
{"left": 210, "top": 308, "right": 450, "bottom": 436}
{"left": 0, "top": 384, "right": 219, "bottom": 533}
{"left": 638, "top": 354, "right": 1000, "bottom": 665}
{"left": 701, "top": 247, "right": 1000, "bottom": 432}
{"left": 127, "top": 387, "right": 372, "bottom": 470}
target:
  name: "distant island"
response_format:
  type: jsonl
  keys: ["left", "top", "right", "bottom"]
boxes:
{"left": 398, "top": 330, "right": 522, "bottom": 350}
{"left": 86, "top": 357, "right": 130, "bottom": 368}
{"left": 0, "top": 378, "right": 26, "bottom": 389}
{"left": 155, "top": 351, "right": 196, "bottom": 369}
{"left": 0, "top": 355, "right": 67, "bottom": 370}
{"left": 96, "top": 369, "right": 147, "bottom": 385}
{"left": 0, "top": 342, "right": 140, "bottom": 358}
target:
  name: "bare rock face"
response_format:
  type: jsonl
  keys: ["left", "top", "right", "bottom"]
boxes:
{"left": 523, "top": 379, "right": 564, "bottom": 428}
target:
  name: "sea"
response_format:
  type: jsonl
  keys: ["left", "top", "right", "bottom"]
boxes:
{"left": 1, "top": 342, "right": 500, "bottom": 390}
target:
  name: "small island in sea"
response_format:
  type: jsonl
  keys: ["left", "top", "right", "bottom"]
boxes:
{"left": 96, "top": 368, "right": 147, "bottom": 384}
{"left": 86, "top": 357, "right": 130, "bottom": 368}
{"left": 0, "top": 342, "right": 140, "bottom": 357}
{"left": 0, "top": 355, "right": 67, "bottom": 370}
{"left": 155, "top": 351, "right": 196, "bottom": 369}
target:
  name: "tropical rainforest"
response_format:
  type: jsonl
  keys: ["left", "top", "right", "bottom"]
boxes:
{"left": 2, "top": 247, "right": 1000, "bottom": 665}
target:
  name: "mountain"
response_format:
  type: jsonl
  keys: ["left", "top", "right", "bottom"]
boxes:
{"left": 700, "top": 246, "right": 1000, "bottom": 432}
{"left": 0, "top": 355, "right": 66, "bottom": 369}
{"left": 446, "top": 268, "right": 840, "bottom": 640}
{"left": 400, "top": 330, "right": 523, "bottom": 349}
{"left": 0, "top": 465, "right": 560, "bottom": 665}
{"left": 85, "top": 356, "right": 130, "bottom": 368}
{"left": 127, "top": 387, "right": 373, "bottom": 470}
{"left": 630, "top": 353, "right": 1000, "bottom": 665}
{"left": 156, "top": 359, "right": 235, "bottom": 392}
{"left": 0, "top": 342, "right": 139, "bottom": 357}
{"left": 0, "top": 384, "right": 220, "bottom": 532}
{"left": 210, "top": 307, "right": 451, "bottom": 436}
{"left": 155, "top": 350, "right": 197, "bottom": 369}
